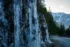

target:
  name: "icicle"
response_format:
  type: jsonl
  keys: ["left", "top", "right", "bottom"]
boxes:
{"left": 28, "top": 0, "right": 40, "bottom": 47}
{"left": 33, "top": 0, "right": 40, "bottom": 47}
{"left": 43, "top": 15, "right": 52, "bottom": 43}
{"left": 28, "top": 2, "right": 33, "bottom": 47}
{"left": 13, "top": 0, "right": 21, "bottom": 47}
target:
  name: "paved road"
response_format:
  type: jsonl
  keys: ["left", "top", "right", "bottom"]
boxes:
{"left": 52, "top": 36, "right": 70, "bottom": 47}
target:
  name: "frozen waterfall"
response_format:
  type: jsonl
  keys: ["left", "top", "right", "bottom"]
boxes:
{"left": 0, "top": 0, "right": 51, "bottom": 47}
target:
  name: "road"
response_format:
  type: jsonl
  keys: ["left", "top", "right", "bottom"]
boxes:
{"left": 51, "top": 36, "right": 70, "bottom": 47}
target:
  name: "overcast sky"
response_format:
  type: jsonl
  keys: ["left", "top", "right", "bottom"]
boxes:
{"left": 45, "top": 0, "right": 70, "bottom": 14}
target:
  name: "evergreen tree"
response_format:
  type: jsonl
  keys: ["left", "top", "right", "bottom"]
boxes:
{"left": 37, "top": 0, "right": 59, "bottom": 35}
{"left": 58, "top": 24, "right": 65, "bottom": 36}
{"left": 66, "top": 26, "right": 70, "bottom": 37}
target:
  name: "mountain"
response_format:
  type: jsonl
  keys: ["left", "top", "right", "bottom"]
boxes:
{"left": 52, "top": 12, "right": 70, "bottom": 28}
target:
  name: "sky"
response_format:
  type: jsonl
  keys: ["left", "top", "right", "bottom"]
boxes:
{"left": 45, "top": 0, "right": 70, "bottom": 14}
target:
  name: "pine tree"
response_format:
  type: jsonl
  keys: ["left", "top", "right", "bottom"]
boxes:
{"left": 66, "top": 26, "right": 70, "bottom": 37}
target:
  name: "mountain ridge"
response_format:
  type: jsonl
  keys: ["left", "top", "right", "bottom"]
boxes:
{"left": 52, "top": 12, "right": 70, "bottom": 28}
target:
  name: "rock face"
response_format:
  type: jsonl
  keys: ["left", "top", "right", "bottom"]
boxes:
{"left": 0, "top": 0, "right": 50, "bottom": 47}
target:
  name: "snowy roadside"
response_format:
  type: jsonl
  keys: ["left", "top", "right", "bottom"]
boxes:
{"left": 50, "top": 36, "right": 70, "bottom": 47}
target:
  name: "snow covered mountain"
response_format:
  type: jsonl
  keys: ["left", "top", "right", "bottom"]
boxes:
{"left": 52, "top": 12, "right": 70, "bottom": 28}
